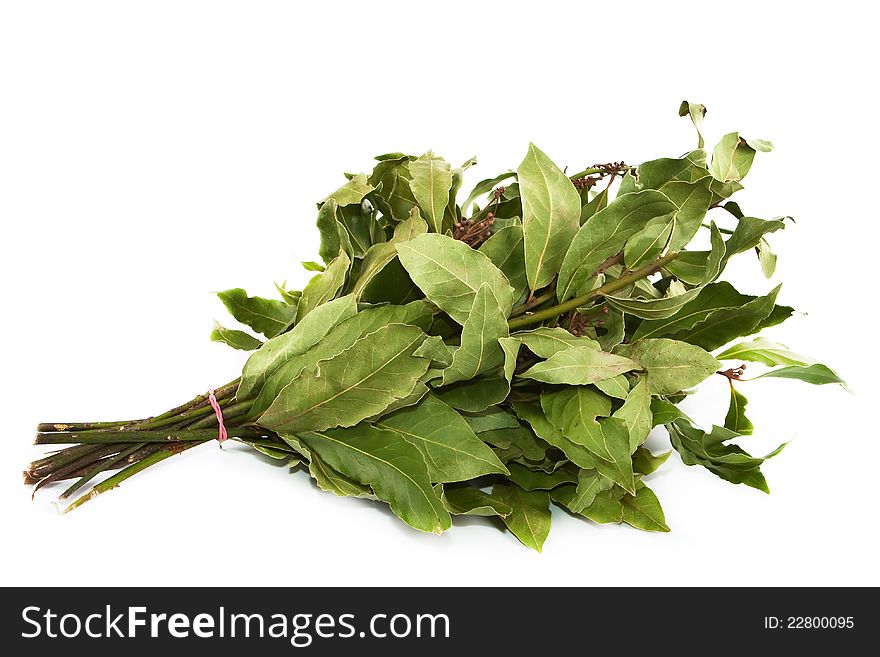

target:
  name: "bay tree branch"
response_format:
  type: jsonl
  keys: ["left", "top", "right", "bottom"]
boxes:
{"left": 507, "top": 251, "right": 680, "bottom": 330}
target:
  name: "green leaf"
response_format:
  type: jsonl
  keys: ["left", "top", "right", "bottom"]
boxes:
{"left": 518, "top": 143, "right": 581, "bottom": 291}
{"left": 592, "top": 418, "right": 637, "bottom": 494}
{"left": 557, "top": 189, "right": 676, "bottom": 301}
{"left": 623, "top": 218, "right": 673, "bottom": 269}
{"left": 506, "top": 463, "right": 578, "bottom": 491}
{"left": 485, "top": 422, "right": 548, "bottom": 461}
{"left": 722, "top": 216, "right": 787, "bottom": 269}
{"left": 412, "top": 335, "right": 453, "bottom": 367}
{"left": 437, "top": 485, "right": 512, "bottom": 517}
{"left": 661, "top": 179, "right": 714, "bottom": 250}
{"left": 210, "top": 321, "right": 263, "bottom": 351}
{"left": 493, "top": 483, "right": 552, "bottom": 551}
{"left": 716, "top": 338, "right": 812, "bottom": 367}
{"left": 667, "top": 419, "right": 784, "bottom": 493}
{"left": 249, "top": 301, "right": 435, "bottom": 418}
{"left": 541, "top": 387, "right": 612, "bottom": 456}
{"left": 479, "top": 224, "right": 528, "bottom": 303}
{"left": 396, "top": 233, "right": 514, "bottom": 324}
{"left": 613, "top": 378, "right": 652, "bottom": 451}
{"left": 597, "top": 309, "right": 625, "bottom": 351}
{"left": 462, "top": 171, "right": 516, "bottom": 212}
{"left": 441, "top": 283, "right": 509, "bottom": 385}
{"left": 633, "top": 282, "right": 761, "bottom": 341}
{"left": 274, "top": 282, "right": 301, "bottom": 306}
{"left": 636, "top": 151, "right": 710, "bottom": 188}
{"left": 408, "top": 152, "right": 453, "bottom": 234}
{"left": 756, "top": 238, "right": 777, "bottom": 278}
{"left": 257, "top": 323, "right": 429, "bottom": 433}
{"left": 664, "top": 285, "right": 782, "bottom": 351}
{"left": 606, "top": 284, "right": 703, "bottom": 320}
{"left": 678, "top": 100, "right": 707, "bottom": 149}
{"left": 304, "top": 448, "right": 374, "bottom": 498}
{"left": 316, "top": 199, "right": 346, "bottom": 264}
{"left": 710, "top": 132, "right": 758, "bottom": 182}
{"left": 376, "top": 394, "right": 508, "bottom": 483}
{"left": 511, "top": 327, "right": 600, "bottom": 358}
{"left": 725, "top": 385, "right": 754, "bottom": 435}
{"left": 238, "top": 295, "right": 357, "bottom": 400}
{"left": 435, "top": 374, "right": 511, "bottom": 413}
{"left": 512, "top": 401, "right": 597, "bottom": 469}
{"left": 753, "top": 364, "right": 846, "bottom": 387}
{"left": 296, "top": 250, "right": 351, "bottom": 321}
{"left": 615, "top": 338, "right": 720, "bottom": 395}
{"left": 520, "top": 346, "right": 640, "bottom": 385}
{"left": 351, "top": 208, "right": 428, "bottom": 299}
{"left": 324, "top": 173, "right": 374, "bottom": 207}
{"left": 461, "top": 406, "right": 520, "bottom": 433}
{"left": 594, "top": 374, "right": 629, "bottom": 399}
{"left": 300, "top": 425, "right": 450, "bottom": 533}
{"left": 301, "top": 261, "right": 324, "bottom": 272}
{"left": 621, "top": 482, "right": 669, "bottom": 532}
{"left": 567, "top": 469, "right": 615, "bottom": 513}
{"left": 217, "top": 288, "right": 298, "bottom": 339}
{"left": 633, "top": 447, "right": 671, "bottom": 475}
{"left": 552, "top": 485, "right": 624, "bottom": 524}
{"left": 650, "top": 398, "right": 688, "bottom": 426}
{"left": 368, "top": 154, "right": 417, "bottom": 222}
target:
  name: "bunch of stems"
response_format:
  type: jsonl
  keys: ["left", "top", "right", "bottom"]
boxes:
{"left": 27, "top": 251, "right": 678, "bottom": 512}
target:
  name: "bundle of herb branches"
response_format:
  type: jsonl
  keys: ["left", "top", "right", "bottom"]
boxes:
{"left": 28, "top": 102, "right": 844, "bottom": 550}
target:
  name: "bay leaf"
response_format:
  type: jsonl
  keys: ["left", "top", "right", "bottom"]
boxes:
{"left": 257, "top": 323, "right": 429, "bottom": 433}
{"left": 296, "top": 250, "right": 350, "bottom": 321}
{"left": 351, "top": 208, "right": 428, "bottom": 299}
{"left": 462, "top": 171, "right": 516, "bottom": 212}
{"left": 632, "top": 281, "right": 756, "bottom": 341}
{"left": 710, "top": 132, "right": 757, "bottom": 182}
{"left": 408, "top": 151, "right": 453, "bottom": 234}
{"left": 621, "top": 482, "right": 669, "bottom": 532}
{"left": 557, "top": 189, "right": 676, "bottom": 301}
{"left": 753, "top": 363, "right": 846, "bottom": 387}
{"left": 217, "top": 288, "right": 298, "bottom": 339}
{"left": 300, "top": 425, "right": 450, "bottom": 533}
{"left": 512, "top": 401, "right": 597, "bottom": 469}
{"left": 632, "top": 446, "right": 671, "bottom": 475}
{"left": 724, "top": 386, "right": 753, "bottom": 435}
{"left": 520, "top": 346, "right": 640, "bottom": 385}
{"left": 511, "top": 327, "right": 600, "bottom": 358}
{"left": 323, "top": 173, "right": 374, "bottom": 207}
{"left": 479, "top": 224, "right": 528, "bottom": 302}
{"left": 441, "top": 283, "right": 508, "bottom": 385}
{"left": 238, "top": 295, "right": 357, "bottom": 400}
{"left": 623, "top": 217, "right": 673, "bottom": 269}
{"left": 606, "top": 284, "right": 703, "bottom": 320}
{"left": 518, "top": 143, "right": 581, "bottom": 291}
{"left": 493, "top": 483, "right": 552, "bottom": 551}
{"left": 437, "top": 485, "right": 512, "bottom": 517}
{"left": 594, "top": 374, "right": 629, "bottom": 400}
{"left": 460, "top": 406, "right": 520, "bottom": 433}
{"left": 210, "top": 321, "right": 263, "bottom": 351}
{"left": 612, "top": 378, "right": 652, "bottom": 451}
{"left": 506, "top": 463, "right": 578, "bottom": 491}
{"left": 567, "top": 469, "right": 615, "bottom": 513}
{"left": 397, "top": 233, "right": 514, "bottom": 324}
{"left": 376, "top": 394, "right": 508, "bottom": 483}
{"left": 248, "top": 301, "right": 433, "bottom": 418}
{"left": 615, "top": 338, "right": 719, "bottom": 395}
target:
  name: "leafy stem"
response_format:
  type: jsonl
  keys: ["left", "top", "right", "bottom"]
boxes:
{"left": 507, "top": 251, "right": 680, "bottom": 330}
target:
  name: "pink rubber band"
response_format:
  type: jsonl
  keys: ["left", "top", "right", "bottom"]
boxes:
{"left": 208, "top": 389, "right": 228, "bottom": 443}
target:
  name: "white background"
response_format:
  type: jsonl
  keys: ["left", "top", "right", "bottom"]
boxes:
{"left": 1, "top": 1, "right": 877, "bottom": 587}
